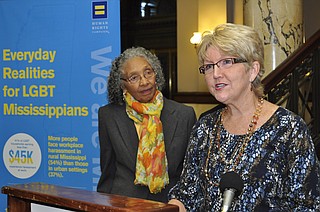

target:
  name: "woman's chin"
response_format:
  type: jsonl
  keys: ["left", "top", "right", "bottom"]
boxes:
{"left": 214, "top": 95, "right": 228, "bottom": 104}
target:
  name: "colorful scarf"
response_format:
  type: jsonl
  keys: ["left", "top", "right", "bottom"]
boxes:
{"left": 124, "top": 90, "right": 169, "bottom": 193}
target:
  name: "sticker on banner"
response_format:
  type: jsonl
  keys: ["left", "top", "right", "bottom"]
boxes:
{"left": 3, "top": 133, "right": 42, "bottom": 179}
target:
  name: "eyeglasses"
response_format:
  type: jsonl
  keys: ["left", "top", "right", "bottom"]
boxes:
{"left": 199, "top": 58, "right": 247, "bottom": 74}
{"left": 121, "top": 69, "right": 156, "bottom": 84}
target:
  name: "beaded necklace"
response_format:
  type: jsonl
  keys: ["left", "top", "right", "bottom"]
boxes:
{"left": 204, "top": 97, "right": 264, "bottom": 186}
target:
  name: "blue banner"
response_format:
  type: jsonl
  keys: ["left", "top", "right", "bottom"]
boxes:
{"left": 0, "top": 0, "right": 120, "bottom": 209}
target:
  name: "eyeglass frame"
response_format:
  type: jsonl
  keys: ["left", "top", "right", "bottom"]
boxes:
{"left": 120, "top": 69, "right": 156, "bottom": 84}
{"left": 199, "top": 58, "right": 247, "bottom": 74}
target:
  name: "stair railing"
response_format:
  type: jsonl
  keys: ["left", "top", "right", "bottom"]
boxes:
{"left": 262, "top": 28, "right": 320, "bottom": 158}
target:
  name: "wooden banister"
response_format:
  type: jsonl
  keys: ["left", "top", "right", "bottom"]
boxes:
{"left": 1, "top": 182, "right": 178, "bottom": 212}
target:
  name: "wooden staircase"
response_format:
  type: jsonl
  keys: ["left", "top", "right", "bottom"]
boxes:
{"left": 262, "top": 28, "right": 320, "bottom": 158}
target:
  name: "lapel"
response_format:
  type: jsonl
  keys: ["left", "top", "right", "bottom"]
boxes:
{"left": 161, "top": 98, "right": 178, "bottom": 150}
{"left": 114, "top": 105, "right": 139, "bottom": 165}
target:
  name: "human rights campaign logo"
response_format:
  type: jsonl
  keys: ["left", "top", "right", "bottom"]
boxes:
{"left": 92, "top": 1, "right": 108, "bottom": 19}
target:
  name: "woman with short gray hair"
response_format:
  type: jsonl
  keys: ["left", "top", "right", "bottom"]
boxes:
{"left": 97, "top": 46, "right": 196, "bottom": 203}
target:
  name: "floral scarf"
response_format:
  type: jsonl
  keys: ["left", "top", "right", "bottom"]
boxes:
{"left": 124, "top": 90, "right": 169, "bottom": 193}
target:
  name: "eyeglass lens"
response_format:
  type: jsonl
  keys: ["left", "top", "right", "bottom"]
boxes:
{"left": 199, "top": 58, "right": 247, "bottom": 74}
{"left": 124, "top": 69, "right": 155, "bottom": 84}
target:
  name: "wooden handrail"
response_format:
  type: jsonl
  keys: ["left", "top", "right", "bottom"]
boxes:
{"left": 2, "top": 182, "right": 178, "bottom": 212}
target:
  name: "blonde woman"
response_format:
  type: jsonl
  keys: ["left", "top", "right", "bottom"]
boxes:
{"left": 168, "top": 23, "right": 320, "bottom": 211}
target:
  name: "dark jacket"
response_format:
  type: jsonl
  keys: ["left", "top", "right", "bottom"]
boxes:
{"left": 97, "top": 97, "right": 196, "bottom": 202}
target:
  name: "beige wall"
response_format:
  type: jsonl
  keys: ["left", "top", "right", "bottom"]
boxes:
{"left": 176, "top": 0, "right": 199, "bottom": 92}
{"left": 185, "top": 103, "right": 218, "bottom": 119}
{"left": 177, "top": 0, "right": 229, "bottom": 93}
{"left": 177, "top": 0, "right": 243, "bottom": 117}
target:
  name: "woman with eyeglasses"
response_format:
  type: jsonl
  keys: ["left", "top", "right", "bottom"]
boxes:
{"left": 168, "top": 23, "right": 320, "bottom": 211}
{"left": 97, "top": 46, "right": 196, "bottom": 203}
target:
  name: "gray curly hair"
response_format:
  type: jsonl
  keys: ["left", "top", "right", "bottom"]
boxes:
{"left": 107, "top": 46, "right": 166, "bottom": 105}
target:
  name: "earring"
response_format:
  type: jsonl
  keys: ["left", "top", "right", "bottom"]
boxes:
{"left": 122, "top": 91, "right": 127, "bottom": 101}
{"left": 250, "top": 81, "right": 253, "bottom": 91}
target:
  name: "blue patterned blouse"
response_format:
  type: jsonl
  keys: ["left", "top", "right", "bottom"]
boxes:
{"left": 168, "top": 107, "right": 320, "bottom": 211}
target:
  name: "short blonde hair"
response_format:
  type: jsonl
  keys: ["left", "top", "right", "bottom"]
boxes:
{"left": 197, "top": 23, "right": 265, "bottom": 97}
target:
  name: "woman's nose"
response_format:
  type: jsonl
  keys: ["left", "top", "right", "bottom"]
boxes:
{"left": 139, "top": 75, "right": 149, "bottom": 85}
{"left": 212, "top": 66, "right": 222, "bottom": 78}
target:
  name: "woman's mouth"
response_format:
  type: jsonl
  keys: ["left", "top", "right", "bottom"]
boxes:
{"left": 215, "top": 83, "right": 226, "bottom": 90}
{"left": 140, "top": 87, "right": 153, "bottom": 95}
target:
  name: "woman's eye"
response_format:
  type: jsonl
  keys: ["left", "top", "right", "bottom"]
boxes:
{"left": 145, "top": 70, "right": 152, "bottom": 75}
{"left": 129, "top": 75, "right": 139, "bottom": 81}
{"left": 205, "top": 64, "right": 213, "bottom": 70}
{"left": 223, "top": 59, "right": 232, "bottom": 65}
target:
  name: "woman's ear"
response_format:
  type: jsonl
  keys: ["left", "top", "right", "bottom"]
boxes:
{"left": 250, "top": 61, "right": 260, "bottom": 82}
{"left": 120, "top": 82, "right": 127, "bottom": 93}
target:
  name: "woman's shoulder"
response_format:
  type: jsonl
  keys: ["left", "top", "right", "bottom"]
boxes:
{"left": 199, "top": 104, "right": 225, "bottom": 119}
{"left": 99, "top": 103, "right": 125, "bottom": 114}
{"left": 195, "top": 108, "right": 222, "bottom": 130}
{"left": 272, "top": 105, "right": 305, "bottom": 123}
{"left": 262, "top": 103, "right": 308, "bottom": 132}
{"left": 163, "top": 98, "right": 196, "bottom": 123}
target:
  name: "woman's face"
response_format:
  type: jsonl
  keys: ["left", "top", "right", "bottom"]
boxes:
{"left": 203, "top": 46, "right": 257, "bottom": 105}
{"left": 122, "top": 56, "right": 157, "bottom": 103}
